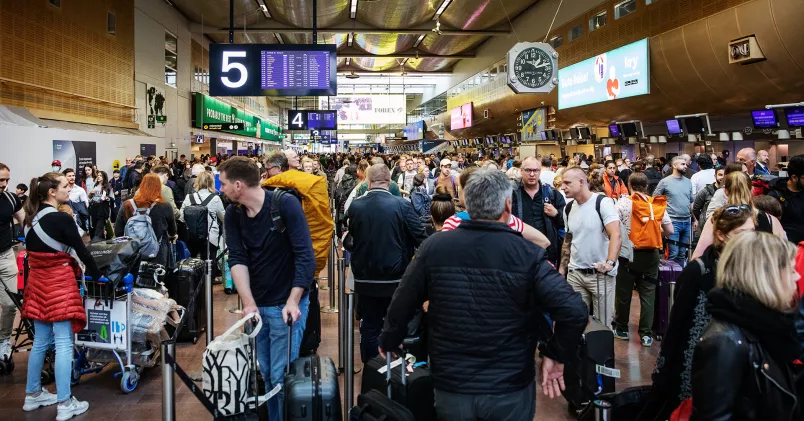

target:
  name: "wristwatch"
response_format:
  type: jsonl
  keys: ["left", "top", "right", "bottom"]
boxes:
{"left": 605, "top": 260, "right": 615, "bottom": 268}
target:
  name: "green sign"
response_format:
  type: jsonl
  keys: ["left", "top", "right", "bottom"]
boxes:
{"left": 194, "top": 93, "right": 282, "bottom": 141}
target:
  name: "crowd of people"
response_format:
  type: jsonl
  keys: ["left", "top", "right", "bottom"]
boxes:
{"left": 0, "top": 145, "right": 803, "bottom": 420}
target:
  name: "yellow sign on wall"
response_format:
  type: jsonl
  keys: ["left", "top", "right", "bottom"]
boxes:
{"left": 112, "top": 160, "right": 120, "bottom": 170}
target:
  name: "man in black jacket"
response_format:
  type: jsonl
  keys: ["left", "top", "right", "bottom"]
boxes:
{"left": 346, "top": 163, "right": 427, "bottom": 363}
{"left": 511, "top": 156, "right": 566, "bottom": 263}
{"left": 379, "top": 169, "right": 588, "bottom": 420}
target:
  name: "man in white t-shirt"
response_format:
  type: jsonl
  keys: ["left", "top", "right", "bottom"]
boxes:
{"left": 397, "top": 158, "right": 417, "bottom": 196}
{"left": 559, "top": 168, "right": 622, "bottom": 328}
{"left": 539, "top": 156, "right": 556, "bottom": 187}
{"left": 689, "top": 154, "right": 716, "bottom": 195}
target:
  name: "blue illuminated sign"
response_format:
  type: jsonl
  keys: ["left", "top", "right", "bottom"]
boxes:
{"left": 558, "top": 38, "right": 650, "bottom": 110}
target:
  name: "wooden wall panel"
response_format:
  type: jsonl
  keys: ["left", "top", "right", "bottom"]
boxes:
{"left": 0, "top": 0, "right": 135, "bottom": 125}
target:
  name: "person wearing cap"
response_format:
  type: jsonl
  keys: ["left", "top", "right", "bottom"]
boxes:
{"left": 51, "top": 160, "right": 61, "bottom": 173}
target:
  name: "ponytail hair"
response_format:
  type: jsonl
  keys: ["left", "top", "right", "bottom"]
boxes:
{"left": 24, "top": 172, "right": 64, "bottom": 227}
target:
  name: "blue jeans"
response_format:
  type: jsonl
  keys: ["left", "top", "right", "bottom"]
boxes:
{"left": 256, "top": 294, "right": 310, "bottom": 421}
{"left": 26, "top": 320, "right": 73, "bottom": 402}
{"left": 668, "top": 220, "right": 691, "bottom": 267}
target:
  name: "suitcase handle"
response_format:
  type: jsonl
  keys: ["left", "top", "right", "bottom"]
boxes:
{"left": 286, "top": 318, "right": 293, "bottom": 375}
{"left": 386, "top": 351, "right": 406, "bottom": 400}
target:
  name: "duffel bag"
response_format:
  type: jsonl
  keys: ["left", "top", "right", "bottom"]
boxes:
{"left": 202, "top": 312, "right": 262, "bottom": 416}
{"left": 86, "top": 237, "right": 142, "bottom": 285}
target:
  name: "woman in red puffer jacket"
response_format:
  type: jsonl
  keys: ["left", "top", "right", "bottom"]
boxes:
{"left": 21, "top": 172, "right": 101, "bottom": 420}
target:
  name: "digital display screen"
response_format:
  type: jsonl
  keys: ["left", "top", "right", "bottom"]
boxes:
{"left": 210, "top": 44, "right": 337, "bottom": 97}
{"left": 579, "top": 127, "right": 591, "bottom": 139}
{"left": 540, "top": 131, "right": 548, "bottom": 141}
{"left": 751, "top": 110, "right": 778, "bottom": 128}
{"left": 666, "top": 119, "right": 682, "bottom": 135}
{"left": 785, "top": 107, "right": 804, "bottom": 127}
{"left": 609, "top": 124, "right": 621, "bottom": 137}
{"left": 684, "top": 117, "right": 706, "bottom": 134}
{"left": 287, "top": 110, "right": 337, "bottom": 130}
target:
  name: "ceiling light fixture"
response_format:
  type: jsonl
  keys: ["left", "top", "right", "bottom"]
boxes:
{"left": 345, "top": 57, "right": 351, "bottom": 65}
{"left": 350, "top": 0, "right": 358, "bottom": 19}
{"left": 256, "top": 0, "right": 271, "bottom": 18}
{"left": 433, "top": 0, "right": 452, "bottom": 19}
{"left": 347, "top": 33, "right": 353, "bottom": 46}
{"left": 413, "top": 34, "right": 426, "bottom": 48}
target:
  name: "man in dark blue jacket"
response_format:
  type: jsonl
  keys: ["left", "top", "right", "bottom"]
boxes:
{"left": 346, "top": 163, "right": 427, "bottom": 363}
{"left": 380, "top": 169, "right": 587, "bottom": 421}
{"left": 219, "top": 157, "right": 315, "bottom": 421}
{"left": 511, "top": 156, "right": 566, "bottom": 263}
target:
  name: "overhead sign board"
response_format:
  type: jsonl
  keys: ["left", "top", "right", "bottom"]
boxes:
{"left": 506, "top": 42, "right": 559, "bottom": 94}
{"left": 209, "top": 44, "right": 337, "bottom": 97}
{"left": 404, "top": 121, "right": 426, "bottom": 141}
{"left": 558, "top": 38, "right": 650, "bottom": 110}
{"left": 321, "top": 95, "right": 406, "bottom": 125}
{"left": 193, "top": 93, "right": 282, "bottom": 141}
{"left": 287, "top": 110, "right": 337, "bottom": 130}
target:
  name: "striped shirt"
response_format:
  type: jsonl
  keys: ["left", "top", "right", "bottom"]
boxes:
{"left": 441, "top": 211, "right": 524, "bottom": 233}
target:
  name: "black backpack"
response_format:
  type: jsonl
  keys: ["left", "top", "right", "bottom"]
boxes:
{"left": 183, "top": 193, "right": 215, "bottom": 241}
{"left": 268, "top": 188, "right": 302, "bottom": 233}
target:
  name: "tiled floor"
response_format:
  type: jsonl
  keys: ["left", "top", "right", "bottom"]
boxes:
{"left": 0, "top": 266, "right": 659, "bottom": 421}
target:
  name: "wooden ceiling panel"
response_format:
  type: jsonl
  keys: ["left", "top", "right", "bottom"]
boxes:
{"left": 771, "top": 0, "right": 804, "bottom": 73}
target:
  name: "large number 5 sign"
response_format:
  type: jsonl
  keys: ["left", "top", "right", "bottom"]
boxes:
{"left": 221, "top": 51, "right": 248, "bottom": 88}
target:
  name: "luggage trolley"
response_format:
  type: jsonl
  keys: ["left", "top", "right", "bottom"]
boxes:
{"left": 70, "top": 273, "right": 150, "bottom": 393}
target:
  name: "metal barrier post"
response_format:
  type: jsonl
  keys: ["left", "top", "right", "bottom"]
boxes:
{"left": 337, "top": 256, "right": 346, "bottom": 372}
{"left": 593, "top": 400, "right": 612, "bottom": 420}
{"left": 344, "top": 292, "right": 355, "bottom": 420}
{"left": 321, "top": 234, "right": 338, "bottom": 313}
{"left": 228, "top": 294, "right": 243, "bottom": 315}
{"left": 161, "top": 342, "right": 176, "bottom": 421}
{"left": 205, "top": 241, "right": 214, "bottom": 346}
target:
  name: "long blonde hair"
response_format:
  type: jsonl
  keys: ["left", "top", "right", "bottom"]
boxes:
{"left": 717, "top": 231, "right": 797, "bottom": 311}
{"left": 724, "top": 172, "right": 752, "bottom": 206}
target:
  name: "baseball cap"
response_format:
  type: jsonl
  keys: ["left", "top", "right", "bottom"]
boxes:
{"left": 51, "top": 160, "right": 61, "bottom": 166}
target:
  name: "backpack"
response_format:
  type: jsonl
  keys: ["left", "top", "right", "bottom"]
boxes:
{"left": 268, "top": 188, "right": 302, "bottom": 233}
{"left": 630, "top": 194, "right": 667, "bottom": 249}
{"left": 124, "top": 199, "right": 160, "bottom": 259}
{"left": 184, "top": 193, "right": 215, "bottom": 241}
{"left": 565, "top": 194, "right": 606, "bottom": 233}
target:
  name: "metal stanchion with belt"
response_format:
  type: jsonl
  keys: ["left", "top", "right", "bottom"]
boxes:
{"left": 205, "top": 234, "right": 214, "bottom": 346}
{"left": 161, "top": 341, "right": 176, "bottom": 421}
{"left": 338, "top": 256, "right": 346, "bottom": 372}
{"left": 321, "top": 232, "right": 339, "bottom": 313}
{"left": 343, "top": 291, "right": 355, "bottom": 421}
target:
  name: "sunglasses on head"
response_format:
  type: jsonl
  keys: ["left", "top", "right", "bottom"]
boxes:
{"left": 723, "top": 204, "right": 751, "bottom": 215}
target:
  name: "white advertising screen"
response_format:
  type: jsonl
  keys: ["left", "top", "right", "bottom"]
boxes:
{"left": 321, "top": 95, "right": 406, "bottom": 125}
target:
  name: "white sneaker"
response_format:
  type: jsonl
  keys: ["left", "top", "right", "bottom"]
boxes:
{"left": 56, "top": 397, "right": 89, "bottom": 421}
{"left": 0, "top": 338, "right": 10, "bottom": 359}
{"left": 22, "top": 388, "right": 58, "bottom": 411}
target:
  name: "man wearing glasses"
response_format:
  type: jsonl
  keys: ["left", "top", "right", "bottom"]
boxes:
{"left": 511, "top": 157, "right": 566, "bottom": 264}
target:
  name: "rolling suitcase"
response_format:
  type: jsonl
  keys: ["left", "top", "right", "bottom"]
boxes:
{"left": 350, "top": 353, "right": 415, "bottom": 421}
{"left": 563, "top": 273, "right": 617, "bottom": 415}
{"left": 654, "top": 260, "right": 682, "bottom": 340}
{"left": 169, "top": 258, "right": 206, "bottom": 343}
{"left": 283, "top": 320, "right": 342, "bottom": 421}
{"left": 361, "top": 353, "right": 436, "bottom": 421}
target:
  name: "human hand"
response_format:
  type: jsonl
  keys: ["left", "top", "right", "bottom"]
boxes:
{"left": 377, "top": 347, "right": 398, "bottom": 361}
{"left": 282, "top": 300, "right": 301, "bottom": 324}
{"left": 242, "top": 305, "right": 258, "bottom": 319}
{"left": 540, "top": 357, "right": 565, "bottom": 398}
{"left": 594, "top": 261, "right": 613, "bottom": 274}
{"left": 693, "top": 220, "right": 699, "bottom": 232}
{"left": 543, "top": 203, "right": 558, "bottom": 218}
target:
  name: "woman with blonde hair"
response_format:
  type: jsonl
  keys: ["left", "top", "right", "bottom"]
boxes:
{"left": 179, "top": 171, "right": 225, "bottom": 277}
{"left": 301, "top": 157, "right": 315, "bottom": 174}
{"left": 692, "top": 171, "right": 784, "bottom": 258}
{"left": 689, "top": 232, "right": 800, "bottom": 420}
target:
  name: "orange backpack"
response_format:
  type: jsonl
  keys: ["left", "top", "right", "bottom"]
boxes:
{"left": 629, "top": 193, "right": 667, "bottom": 250}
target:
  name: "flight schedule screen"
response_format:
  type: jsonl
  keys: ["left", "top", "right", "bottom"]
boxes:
{"left": 261, "top": 51, "right": 331, "bottom": 90}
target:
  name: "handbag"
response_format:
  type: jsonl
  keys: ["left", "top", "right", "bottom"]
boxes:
{"left": 202, "top": 312, "right": 263, "bottom": 416}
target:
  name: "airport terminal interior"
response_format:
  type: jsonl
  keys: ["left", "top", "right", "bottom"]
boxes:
{"left": 1, "top": 0, "right": 804, "bottom": 420}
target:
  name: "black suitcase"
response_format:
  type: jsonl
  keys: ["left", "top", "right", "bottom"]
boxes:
{"left": 283, "top": 320, "right": 342, "bottom": 421}
{"left": 299, "top": 281, "right": 321, "bottom": 356}
{"left": 361, "top": 354, "right": 436, "bottom": 421}
{"left": 168, "top": 258, "right": 206, "bottom": 343}
{"left": 563, "top": 274, "right": 616, "bottom": 414}
{"left": 351, "top": 353, "right": 415, "bottom": 421}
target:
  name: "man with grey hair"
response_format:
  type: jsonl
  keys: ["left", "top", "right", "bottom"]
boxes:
{"left": 282, "top": 149, "right": 301, "bottom": 170}
{"left": 334, "top": 158, "right": 350, "bottom": 186}
{"left": 680, "top": 154, "right": 697, "bottom": 179}
{"left": 736, "top": 147, "right": 757, "bottom": 175}
{"left": 653, "top": 156, "right": 695, "bottom": 266}
{"left": 346, "top": 163, "right": 426, "bottom": 363}
{"left": 755, "top": 149, "right": 771, "bottom": 175}
{"left": 380, "top": 168, "right": 587, "bottom": 420}
{"left": 264, "top": 150, "right": 290, "bottom": 178}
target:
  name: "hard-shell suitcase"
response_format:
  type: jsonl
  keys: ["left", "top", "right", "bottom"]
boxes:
{"left": 361, "top": 355, "right": 436, "bottom": 421}
{"left": 350, "top": 353, "right": 415, "bottom": 421}
{"left": 563, "top": 274, "right": 616, "bottom": 414}
{"left": 654, "top": 260, "right": 681, "bottom": 340}
{"left": 169, "top": 258, "right": 205, "bottom": 343}
{"left": 283, "top": 320, "right": 342, "bottom": 421}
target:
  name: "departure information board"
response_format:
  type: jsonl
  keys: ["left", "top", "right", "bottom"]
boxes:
{"left": 287, "top": 110, "right": 337, "bottom": 130}
{"left": 210, "top": 44, "right": 337, "bottom": 97}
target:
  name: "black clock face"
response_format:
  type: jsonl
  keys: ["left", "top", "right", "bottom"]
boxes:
{"left": 514, "top": 48, "right": 553, "bottom": 89}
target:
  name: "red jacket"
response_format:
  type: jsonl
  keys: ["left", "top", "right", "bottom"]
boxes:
{"left": 602, "top": 173, "right": 629, "bottom": 200}
{"left": 22, "top": 251, "right": 86, "bottom": 333}
{"left": 796, "top": 242, "right": 804, "bottom": 298}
